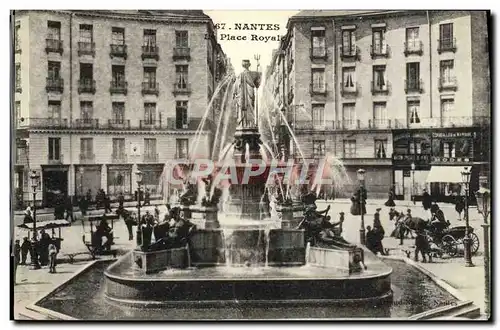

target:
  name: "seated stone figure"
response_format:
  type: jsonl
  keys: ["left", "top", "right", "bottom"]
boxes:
{"left": 148, "top": 207, "right": 196, "bottom": 251}
{"left": 179, "top": 183, "right": 197, "bottom": 206}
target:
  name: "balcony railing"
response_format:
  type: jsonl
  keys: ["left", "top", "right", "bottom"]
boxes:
{"left": 340, "top": 82, "right": 358, "bottom": 97}
{"left": 142, "top": 82, "right": 159, "bottom": 96}
{"left": 293, "top": 120, "right": 335, "bottom": 131}
{"left": 339, "top": 119, "right": 359, "bottom": 130}
{"left": 140, "top": 120, "right": 162, "bottom": 129}
{"left": 369, "top": 119, "right": 392, "bottom": 129}
{"left": 110, "top": 44, "right": 127, "bottom": 59}
{"left": 107, "top": 119, "right": 130, "bottom": 129}
{"left": 74, "top": 118, "right": 99, "bottom": 129}
{"left": 110, "top": 80, "right": 128, "bottom": 95}
{"left": 438, "top": 38, "right": 457, "bottom": 54}
{"left": 438, "top": 76, "right": 457, "bottom": 92}
{"left": 371, "top": 81, "right": 390, "bottom": 95}
{"left": 165, "top": 117, "right": 215, "bottom": 131}
{"left": 340, "top": 46, "right": 359, "bottom": 60}
{"left": 48, "top": 154, "right": 64, "bottom": 165}
{"left": 79, "top": 153, "right": 95, "bottom": 164}
{"left": 78, "top": 79, "right": 96, "bottom": 94}
{"left": 173, "top": 47, "right": 191, "bottom": 60}
{"left": 310, "top": 47, "right": 327, "bottom": 59}
{"left": 404, "top": 79, "right": 423, "bottom": 94}
{"left": 173, "top": 83, "right": 192, "bottom": 95}
{"left": 78, "top": 42, "right": 95, "bottom": 56}
{"left": 142, "top": 45, "right": 159, "bottom": 60}
{"left": 143, "top": 153, "right": 159, "bottom": 163}
{"left": 310, "top": 83, "right": 327, "bottom": 95}
{"left": 46, "top": 77, "right": 64, "bottom": 93}
{"left": 45, "top": 39, "right": 63, "bottom": 54}
{"left": 370, "top": 44, "right": 389, "bottom": 58}
{"left": 28, "top": 118, "right": 69, "bottom": 128}
{"left": 404, "top": 41, "right": 423, "bottom": 56}
{"left": 111, "top": 153, "right": 128, "bottom": 164}
{"left": 394, "top": 116, "right": 491, "bottom": 129}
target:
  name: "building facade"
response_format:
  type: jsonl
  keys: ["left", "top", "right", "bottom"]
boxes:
{"left": 265, "top": 10, "right": 490, "bottom": 200}
{"left": 13, "top": 10, "right": 228, "bottom": 207}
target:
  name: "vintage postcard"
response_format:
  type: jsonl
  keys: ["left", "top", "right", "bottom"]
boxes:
{"left": 10, "top": 9, "right": 491, "bottom": 321}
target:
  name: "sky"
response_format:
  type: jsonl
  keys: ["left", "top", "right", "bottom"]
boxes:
{"left": 204, "top": 10, "right": 299, "bottom": 77}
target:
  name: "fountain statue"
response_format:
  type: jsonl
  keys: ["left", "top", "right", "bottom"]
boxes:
{"left": 233, "top": 59, "right": 261, "bottom": 129}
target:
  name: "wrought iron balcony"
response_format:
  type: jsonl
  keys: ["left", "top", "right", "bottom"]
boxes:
{"left": 143, "top": 153, "right": 159, "bottom": 163}
{"left": 394, "top": 116, "right": 491, "bottom": 129}
{"left": 79, "top": 153, "right": 95, "bottom": 164}
{"left": 78, "top": 42, "right": 95, "bottom": 56}
{"left": 173, "top": 83, "right": 192, "bottom": 95}
{"left": 370, "top": 43, "right": 389, "bottom": 58}
{"left": 340, "top": 46, "right": 360, "bottom": 60}
{"left": 45, "top": 39, "right": 63, "bottom": 55}
{"left": 338, "top": 119, "right": 359, "bottom": 130}
{"left": 310, "top": 83, "right": 327, "bottom": 95}
{"left": 139, "top": 119, "right": 162, "bottom": 129}
{"left": 46, "top": 77, "right": 64, "bottom": 93}
{"left": 28, "top": 118, "right": 69, "bottom": 128}
{"left": 293, "top": 120, "right": 336, "bottom": 131}
{"left": 438, "top": 76, "right": 457, "bottom": 92}
{"left": 110, "top": 80, "right": 128, "bottom": 95}
{"left": 404, "top": 79, "right": 423, "bottom": 94}
{"left": 438, "top": 38, "right": 457, "bottom": 54}
{"left": 111, "top": 153, "right": 127, "bottom": 164}
{"left": 310, "top": 47, "right": 327, "bottom": 59}
{"left": 107, "top": 119, "right": 130, "bottom": 129}
{"left": 142, "top": 82, "right": 159, "bottom": 96}
{"left": 404, "top": 41, "right": 423, "bottom": 56}
{"left": 78, "top": 79, "right": 96, "bottom": 94}
{"left": 165, "top": 117, "right": 214, "bottom": 131}
{"left": 369, "top": 119, "right": 392, "bottom": 129}
{"left": 110, "top": 44, "right": 127, "bottom": 59}
{"left": 340, "top": 82, "right": 358, "bottom": 97}
{"left": 48, "top": 154, "right": 64, "bottom": 165}
{"left": 173, "top": 47, "right": 191, "bottom": 60}
{"left": 142, "top": 45, "right": 159, "bottom": 60}
{"left": 371, "top": 80, "right": 390, "bottom": 95}
{"left": 74, "top": 118, "right": 99, "bottom": 129}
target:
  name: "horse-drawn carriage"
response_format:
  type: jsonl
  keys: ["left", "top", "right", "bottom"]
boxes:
{"left": 426, "top": 224, "right": 480, "bottom": 258}
{"left": 78, "top": 214, "right": 119, "bottom": 262}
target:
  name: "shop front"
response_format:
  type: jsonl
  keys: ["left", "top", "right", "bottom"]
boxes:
{"left": 107, "top": 164, "right": 133, "bottom": 200}
{"left": 137, "top": 164, "right": 164, "bottom": 200}
{"left": 42, "top": 165, "right": 69, "bottom": 207}
{"left": 74, "top": 165, "right": 102, "bottom": 201}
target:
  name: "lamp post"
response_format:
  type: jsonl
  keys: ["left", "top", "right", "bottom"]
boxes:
{"left": 357, "top": 169, "right": 366, "bottom": 245}
{"left": 135, "top": 170, "right": 143, "bottom": 248}
{"left": 475, "top": 185, "right": 490, "bottom": 318}
{"left": 461, "top": 167, "right": 474, "bottom": 267}
{"left": 29, "top": 170, "right": 41, "bottom": 270}
{"left": 411, "top": 162, "right": 416, "bottom": 205}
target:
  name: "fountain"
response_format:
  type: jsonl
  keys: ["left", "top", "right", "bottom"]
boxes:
{"left": 102, "top": 59, "right": 393, "bottom": 307}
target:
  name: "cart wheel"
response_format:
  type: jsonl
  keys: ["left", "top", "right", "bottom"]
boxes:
{"left": 442, "top": 235, "right": 458, "bottom": 257}
{"left": 469, "top": 233, "right": 480, "bottom": 255}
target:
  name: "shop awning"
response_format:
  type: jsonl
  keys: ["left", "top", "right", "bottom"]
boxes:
{"left": 426, "top": 166, "right": 471, "bottom": 183}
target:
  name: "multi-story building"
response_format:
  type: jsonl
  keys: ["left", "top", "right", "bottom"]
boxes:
{"left": 265, "top": 10, "right": 490, "bottom": 200}
{"left": 13, "top": 10, "right": 228, "bottom": 207}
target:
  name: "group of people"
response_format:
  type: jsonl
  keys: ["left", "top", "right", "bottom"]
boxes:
{"left": 13, "top": 229, "right": 59, "bottom": 273}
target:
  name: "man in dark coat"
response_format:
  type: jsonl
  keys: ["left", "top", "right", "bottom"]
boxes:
{"left": 118, "top": 192, "right": 125, "bottom": 209}
{"left": 20, "top": 237, "right": 30, "bottom": 265}
{"left": 144, "top": 189, "right": 151, "bottom": 206}
{"left": 65, "top": 196, "right": 74, "bottom": 222}
{"left": 422, "top": 189, "right": 432, "bottom": 211}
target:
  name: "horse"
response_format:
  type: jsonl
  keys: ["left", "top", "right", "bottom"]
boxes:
{"left": 390, "top": 209, "right": 429, "bottom": 241}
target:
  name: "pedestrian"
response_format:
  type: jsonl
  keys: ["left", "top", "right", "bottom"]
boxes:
{"left": 86, "top": 189, "right": 92, "bottom": 208}
{"left": 48, "top": 243, "right": 58, "bottom": 273}
{"left": 144, "top": 189, "right": 151, "bottom": 206}
{"left": 104, "top": 192, "right": 112, "bottom": 214}
{"left": 422, "top": 188, "right": 432, "bottom": 212}
{"left": 14, "top": 240, "right": 21, "bottom": 265}
{"left": 20, "top": 237, "right": 30, "bottom": 265}
{"left": 371, "top": 210, "right": 387, "bottom": 255}
{"left": 455, "top": 195, "right": 465, "bottom": 221}
{"left": 414, "top": 218, "right": 430, "bottom": 263}
{"left": 126, "top": 213, "right": 137, "bottom": 241}
{"left": 154, "top": 205, "right": 160, "bottom": 221}
{"left": 65, "top": 196, "right": 74, "bottom": 222}
{"left": 118, "top": 192, "right": 125, "bottom": 209}
{"left": 23, "top": 206, "right": 33, "bottom": 224}
{"left": 384, "top": 190, "right": 396, "bottom": 207}
{"left": 78, "top": 196, "right": 87, "bottom": 216}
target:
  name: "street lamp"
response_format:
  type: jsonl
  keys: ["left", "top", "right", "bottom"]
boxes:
{"left": 475, "top": 185, "right": 491, "bottom": 317}
{"left": 460, "top": 167, "right": 474, "bottom": 267}
{"left": 357, "top": 169, "right": 366, "bottom": 245}
{"left": 135, "top": 170, "right": 143, "bottom": 248}
{"left": 411, "top": 162, "right": 416, "bottom": 205}
{"left": 29, "top": 170, "right": 41, "bottom": 270}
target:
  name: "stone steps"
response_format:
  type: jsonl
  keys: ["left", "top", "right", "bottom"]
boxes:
{"left": 408, "top": 300, "right": 481, "bottom": 320}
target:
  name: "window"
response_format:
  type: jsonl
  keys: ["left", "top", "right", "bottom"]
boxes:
{"left": 144, "top": 103, "right": 156, "bottom": 123}
{"left": 80, "top": 138, "right": 93, "bottom": 157}
{"left": 375, "top": 139, "right": 387, "bottom": 158}
{"left": 408, "top": 100, "right": 421, "bottom": 124}
{"left": 112, "top": 65, "right": 125, "bottom": 83}
{"left": 406, "top": 27, "right": 420, "bottom": 50}
{"left": 176, "top": 139, "right": 189, "bottom": 159}
{"left": 175, "top": 31, "right": 188, "bottom": 47}
{"left": 311, "top": 68, "right": 325, "bottom": 93}
{"left": 441, "top": 99, "right": 454, "bottom": 119}
{"left": 48, "top": 61, "right": 61, "bottom": 80}
{"left": 311, "top": 28, "right": 326, "bottom": 57}
{"left": 176, "top": 101, "right": 188, "bottom": 129}
{"left": 80, "top": 63, "right": 93, "bottom": 80}
{"left": 440, "top": 60, "right": 455, "bottom": 85}
{"left": 48, "top": 137, "right": 61, "bottom": 160}
{"left": 112, "top": 138, "right": 125, "bottom": 157}
{"left": 342, "top": 67, "right": 356, "bottom": 91}
{"left": 342, "top": 29, "right": 356, "bottom": 56}
{"left": 372, "top": 29, "right": 386, "bottom": 54}
{"left": 112, "top": 27, "right": 125, "bottom": 45}
{"left": 342, "top": 103, "right": 356, "bottom": 127}
{"left": 312, "top": 104, "right": 324, "bottom": 127}
{"left": 79, "top": 24, "right": 93, "bottom": 43}
{"left": 313, "top": 140, "right": 326, "bottom": 158}
{"left": 442, "top": 142, "right": 456, "bottom": 158}
{"left": 144, "top": 138, "right": 157, "bottom": 158}
{"left": 373, "top": 102, "right": 387, "bottom": 123}
{"left": 48, "top": 101, "right": 61, "bottom": 119}
{"left": 143, "top": 67, "right": 156, "bottom": 86}
{"left": 80, "top": 101, "right": 93, "bottom": 120}
{"left": 176, "top": 65, "right": 189, "bottom": 88}
{"left": 15, "top": 22, "right": 20, "bottom": 52}
{"left": 15, "top": 63, "right": 21, "bottom": 91}
{"left": 406, "top": 62, "right": 420, "bottom": 89}
{"left": 409, "top": 141, "right": 422, "bottom": 155}
{"left": 144, "top": 29, "right": 156, "bottom": 47}
{"left": 112, "top": 102, "right": 125, "bottom": 123}
{"left": 373, "top": 65, "right": 387, "bottom": 91}
{"left": 343, "top": 140, "right": 356, "bottom": 158}
{"left": 439, "top": 23, "right": 454, "bottom": 48}
{"left": 47, "top": 21, "right": 61, "bottom": 40}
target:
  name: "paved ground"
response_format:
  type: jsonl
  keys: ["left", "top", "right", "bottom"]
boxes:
{"left": 12, "top": 199, "right": 490, "bottom": 320}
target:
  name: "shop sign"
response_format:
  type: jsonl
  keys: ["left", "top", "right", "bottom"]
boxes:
{"left": 431, "top": 157, "right": 472, "bottom": 163}
{"left": 403, "top": 170, "right": 411, "bottom": 177}
{"left": 431, "top": 132, "right": 474, "bottom": 138}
